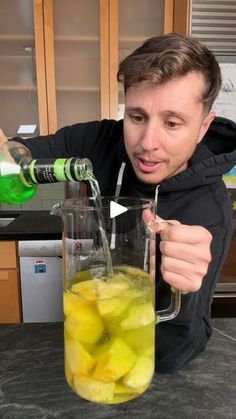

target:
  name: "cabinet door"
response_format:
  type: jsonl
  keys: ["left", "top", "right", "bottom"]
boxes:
{"left": 0, "top": 241, "right": 17, "bottom": 269}
{"left": 116, "top": 0, "right": 166, "bottom": 119}
{"left": 0, "top": 270, "right": 22, "bottom": 323}
{"left": 0, "top": 0, "right": 47, "bottom": 137}
{"left": 43, "top": 0, "right": 176, "bottom": 130}
{"left": 109, "top": 0, "right": 176, "bottom": 120}
{"left": 43, "top": 0, "right": 106, "bottom": 132}
{"left": 0, "top": 242, "right": 21, "bottom": 324}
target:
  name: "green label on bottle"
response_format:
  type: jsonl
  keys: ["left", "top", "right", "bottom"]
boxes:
{"left": 25, "top": 157, "right": 93, "bottom": 184}
{"left": 54, "top": 158, "right": 72, "bottom": 181}
{"left": 28, "top": 160, "right": 38, "bottom": 183}
{"left": 28, "top": 159, "right": 67, "bottom": 183}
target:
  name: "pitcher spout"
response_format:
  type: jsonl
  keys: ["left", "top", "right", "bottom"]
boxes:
{"left": 50, "top": 201, "right": 63, "bottom": 217}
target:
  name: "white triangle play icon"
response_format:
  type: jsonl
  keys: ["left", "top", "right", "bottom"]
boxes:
{"left": 110, "top": 201, "right": 127, "bottom": 218}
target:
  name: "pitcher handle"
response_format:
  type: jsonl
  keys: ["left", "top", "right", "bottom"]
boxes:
{"left": 156, "top": 288, "right": 181, "bottom": 323}
{"left": 147, "top": 218, "right": 182, "bottom": 324}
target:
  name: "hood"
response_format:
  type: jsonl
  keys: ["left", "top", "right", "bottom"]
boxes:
{"left": 119, "top": 116, "right": 236, "bottom": 197}
{"left": 160, "top": 116, "right": 236, "bottom": 193}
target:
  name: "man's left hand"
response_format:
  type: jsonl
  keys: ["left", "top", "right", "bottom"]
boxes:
{"left": 143, "top": 212, "right": 212, "bottom": 293}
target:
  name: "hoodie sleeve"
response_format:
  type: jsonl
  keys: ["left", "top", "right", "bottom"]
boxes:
{"left": 12, "top": 119, "right": 122, "bottom": 160}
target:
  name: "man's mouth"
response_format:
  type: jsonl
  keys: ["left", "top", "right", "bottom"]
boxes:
{"left": 140, "top": 159, "right": 156, "bottom": 166}
{"left": 136, "top": 157, "right": 163, "bottom": 173}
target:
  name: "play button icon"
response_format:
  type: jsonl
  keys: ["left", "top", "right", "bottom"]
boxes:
{"left": 110, "top": 200, "right": 127, "bottom": 218}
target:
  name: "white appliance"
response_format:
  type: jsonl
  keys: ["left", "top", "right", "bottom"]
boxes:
{"left": 18, "top": 240, "right": 63, "bottom": 323}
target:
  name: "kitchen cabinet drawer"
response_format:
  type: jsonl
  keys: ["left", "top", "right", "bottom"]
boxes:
{"left": 0, "top": 241, "right": 17, "bottom": 269}
{"left": 0, "top": 270, "right": 22, "bottom": 323}
{"left": 216, "top": 227, "right": 236, "bottom": 293}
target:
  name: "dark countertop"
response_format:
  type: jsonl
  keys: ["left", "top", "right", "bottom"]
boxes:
{"left": 0, "top": 210, "right": 62, "bottom": 240}
{"left": 0, "top": 318, "right": 235, "bottom": 419}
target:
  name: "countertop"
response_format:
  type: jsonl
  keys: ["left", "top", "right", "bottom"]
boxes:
{"left": 0, "top": 210, "right": 62, "bottom": 240}
{"left": 0, "top": 318, "right": 235, "bottom": 419}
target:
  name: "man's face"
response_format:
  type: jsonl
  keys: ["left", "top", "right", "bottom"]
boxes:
{"left": 123, "top": 72, "right": 215, "bottom": 184}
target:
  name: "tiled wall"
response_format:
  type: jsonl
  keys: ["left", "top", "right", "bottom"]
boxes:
{"left": 0, "top": 183, "right": 65, "bottom": 211}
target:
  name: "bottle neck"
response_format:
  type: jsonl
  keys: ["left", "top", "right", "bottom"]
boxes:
{"left": 22, "top": 157, "right": 93, "bottom": 185}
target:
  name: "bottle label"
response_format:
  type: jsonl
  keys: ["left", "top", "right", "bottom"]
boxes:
{"left": 28, "top": 158, "right": 69, "bottom": 183}
{"left": 26, "top": 158, "right": 93, "bottom": 184}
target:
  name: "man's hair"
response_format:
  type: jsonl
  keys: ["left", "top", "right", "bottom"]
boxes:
{"left": 117, "top": 33, "right": 221, "bottom": 112}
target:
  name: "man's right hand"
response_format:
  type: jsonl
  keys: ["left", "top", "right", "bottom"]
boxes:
{"left": 0, "top": 129, "right": 8, "bottom": 145}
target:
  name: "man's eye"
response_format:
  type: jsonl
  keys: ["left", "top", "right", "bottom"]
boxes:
{"left": 166, "top": 121, "right": 180, "bottom": 128}
{"left": 130, "top": 114, "right": 145, "bottom": 123}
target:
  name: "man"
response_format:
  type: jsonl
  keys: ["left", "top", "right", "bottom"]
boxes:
{"left": 1, "top": 33, "right": 236, "bottom": 373}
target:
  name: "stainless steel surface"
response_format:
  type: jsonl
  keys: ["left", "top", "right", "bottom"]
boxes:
{"left": 18, "top": 239, "right": 62, "bottom": 257}
{"left": 216, "top": 282, "right": 236, "bottom": 293}
{"left": 18, "top": 240, "right": 63, "bottom": 323}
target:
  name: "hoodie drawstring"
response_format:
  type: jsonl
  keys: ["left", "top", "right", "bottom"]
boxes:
{"left": 110, "top": 162, "right": 126, "bottom": 249}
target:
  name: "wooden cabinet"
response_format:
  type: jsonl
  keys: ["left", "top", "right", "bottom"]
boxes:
{"left": 0, "top": 241, "right": 22, "bottom": 323}
{"left": 116, "top": 0, "right": 167, "bottom": 119}
{"left": 117, "top": 0, "right": 191, "bottom": 114}
{"left": 0, "top": 0, "right": 188, "bottom": 136}
{"left": 212, "top": 227, "right": 236, "bottom": 316}
{"left": 46, "top": 0, "right": 103, "bottom": 130}
{"left": 218, "top": 228, "right": 236, "bottom": 290}
{"left": 39, "top": 0, "right": 176, "bottom": 131}
{"left": 0, "top": 0, "right": 42, "bottom": 137}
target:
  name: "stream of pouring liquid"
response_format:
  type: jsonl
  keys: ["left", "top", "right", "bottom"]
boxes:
{"left": 88, "top": 175, "right": 113, "bottom": 277}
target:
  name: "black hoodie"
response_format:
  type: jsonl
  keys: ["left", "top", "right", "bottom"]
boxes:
{"left": 19, "top": 116, "right": 236, "bottom": 373}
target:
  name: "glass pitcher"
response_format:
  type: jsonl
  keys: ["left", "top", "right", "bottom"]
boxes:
{"left": 51, "top": 197, "right": 181, "bottom": 404}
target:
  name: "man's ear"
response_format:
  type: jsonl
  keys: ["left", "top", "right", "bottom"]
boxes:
{"left": 197, "top": 111, "right": 216, "bottom": 144}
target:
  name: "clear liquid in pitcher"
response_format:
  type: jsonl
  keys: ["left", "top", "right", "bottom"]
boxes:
{"left": 64, "top": 265, "right": 155, "bottom": 404}
{"left": 86, "top": 175, "right": 113, "bottom": 276}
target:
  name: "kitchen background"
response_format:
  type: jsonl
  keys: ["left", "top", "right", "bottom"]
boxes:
{"left": 0, "top": 0, "right": 235, "bottom": 211}
{"left": 0, "top": 0, "right": 235, "bottom": 323}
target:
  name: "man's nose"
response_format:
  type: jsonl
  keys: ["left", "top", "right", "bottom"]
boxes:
{"left": 140, "top": 125, "right": 159, "bottom": 151}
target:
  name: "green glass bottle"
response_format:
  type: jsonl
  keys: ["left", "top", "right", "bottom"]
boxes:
{"left": 0, "top": 141, "right": 93, "bottom": 205}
